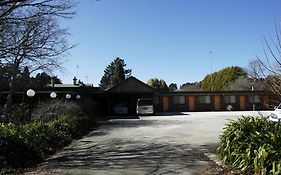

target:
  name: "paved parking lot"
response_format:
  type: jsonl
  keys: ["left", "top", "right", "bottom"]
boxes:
{"left": 26, "top": 111, "right": 261, "bottom": 175}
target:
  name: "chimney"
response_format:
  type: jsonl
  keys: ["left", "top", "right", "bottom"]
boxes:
{"left": 51, "top": 77, "right": 55, "bottom": 87}
{"left": 73, "top": 76, "right": 77, "bottom": 85}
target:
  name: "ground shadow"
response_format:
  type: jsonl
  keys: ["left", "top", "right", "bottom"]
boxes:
{"left": 38, "top": 140, "right": 216, "bottom": 175}
{"left": 156, "top": 112, "right": 190, "bottom": 116}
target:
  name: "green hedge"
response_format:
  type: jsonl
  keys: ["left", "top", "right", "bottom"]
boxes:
{"left": 0, "top": 117, "right": 95, "bottom": 173}
{"left": 218, "top": 116, "right": 281, "bottom": 175}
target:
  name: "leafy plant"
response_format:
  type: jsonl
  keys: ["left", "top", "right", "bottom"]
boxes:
{"left": 218, "top": 116, "right": 281, "bottom": 174}
{"left": 0, "top": 116, "right": 96, "bottom": 173}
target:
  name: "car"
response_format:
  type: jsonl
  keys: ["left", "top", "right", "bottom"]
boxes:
{"left": 114, "top": 103, "right": 128, "bottom": 114}
{"left": 268, "top": 103, "right": 281, "bottom": 122}
{"left": 136, "top": 98, "right": 154, "bottom": 115}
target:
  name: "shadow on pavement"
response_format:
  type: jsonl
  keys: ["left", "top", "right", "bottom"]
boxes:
{"left": 40, "top": 140, "right": 216, "bottom": 175}
{"left": 156, "top": 112, "right": 190, "bottom": 116}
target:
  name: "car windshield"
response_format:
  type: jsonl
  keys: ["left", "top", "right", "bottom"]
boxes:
{"left": 278, "top": 104, "right": 281, "bottom": 109}
{"left": 138, "top": 99, "right": 153, "bottom": 106}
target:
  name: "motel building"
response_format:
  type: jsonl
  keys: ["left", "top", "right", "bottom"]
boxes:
{"left": 1, "top": 76, "right": 274, "bottom": 116}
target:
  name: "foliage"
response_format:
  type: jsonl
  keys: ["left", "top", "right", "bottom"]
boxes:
{"left": 218, "top": 116, "right": 281, "bottom": 174}
{"left": 0, "top": 0, "right": 75, "bottom": 116}
{"left": 200, "top": 66, "right": 247, "bottom": 91}
{"left": 32, "top": 100, "right": 83, "bottom": 121}
{"left": 180, "top": 82, "right": 201, "bottom": 91}
{"left": 30, "top": 72, "right": 62, "bottom": 88}
{"left": 0, "top": 65, "right": 62, "bottom": 91}
{"left": 0, "top": 103, "right": 31, "bottom": 124}
{"left": 100, "top": 57, "right": 132, "bottom": 89}
{"left": 168, "top": 83, "right": 178, "bottom": 91}
{"left": 147, "top": 78, "right": 169, "bottom": 91}
{"left": 223, "top": 76, "right": 265, "bottom": 91}
{"left": 0, "top": 116, "right": 96, "bottom": 173}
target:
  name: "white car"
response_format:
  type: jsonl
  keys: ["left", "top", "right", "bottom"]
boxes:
{"left": 136, "top": 98, "right": 154, "bottom": 115}
{"left": 268, "top": 103, "right": 281, "bottom": 122}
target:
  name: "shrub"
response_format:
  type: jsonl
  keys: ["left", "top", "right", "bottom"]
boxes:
{"left": 218, "top": 116, "right": 281, "bottom": 174}
{"left": 0, "top": 116, "right": 96, "bottom": 173}
{"left": 31, "top": 100, "right": 83, "bottom": 121}
{"left": 0, "top": 123, "right": 43, "bottom": 170}
{"left": 0, "top": 104, "right": 31, "bottom": 124}
{"left": 20, "top": 121, "right": 72, "bottom": 156}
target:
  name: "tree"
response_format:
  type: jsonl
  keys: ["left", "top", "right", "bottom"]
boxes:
{"left": 147, "top": 78, "right": 169, "bottom": 91}
{"left": 0, "top": 0, "right": 75, "bottom": 116}
{"left": 100, "top": 57, "right": 132, "bottom": 89}
{"left": 0, "top": 1, "right": 75, "bottom": 20}
{"left": 30, "top": 72, "right": 62, "bottom": 88}
{"left": 200, "top": 66, "right": 247, "bottom": 91}
{"left": 248, "top": 23, "right": 281, "bottom": 101}
{"left": 180, "top": 82, "right": 201, "bottom": 91}
{"left": 168, "top": 83, "right": 178, "bottom": 91}
{"left": 222, "top": 76, "right": 264, "bottom": 91}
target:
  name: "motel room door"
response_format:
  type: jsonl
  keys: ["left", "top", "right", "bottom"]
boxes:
{"left": 163, "top": 96, "right": 169, "bottom": 112}
{"left": 214, "top": 96, "right": 221, "bottom": 111}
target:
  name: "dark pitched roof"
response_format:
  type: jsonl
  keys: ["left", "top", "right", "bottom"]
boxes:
{"left": 106, "top": 76, "right": 155, "bottom": 93}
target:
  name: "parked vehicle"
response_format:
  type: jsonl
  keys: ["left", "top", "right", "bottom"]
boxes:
{"left": 114, "top": 103, "right": 128, "bottom": 114}
{"left": 136, "top": 98, "right": 154, "bottom": 115}
{"left": 268, "top": 103, "right": 281, "bottom": 122}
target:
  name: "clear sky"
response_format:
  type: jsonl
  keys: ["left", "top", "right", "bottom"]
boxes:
{"left": 59, "top": 0, "right": 281, "bottom": 87}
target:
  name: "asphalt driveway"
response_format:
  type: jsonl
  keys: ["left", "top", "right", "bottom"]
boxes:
{"left": 25, "top": 111, "right": 259, "bottom": 175}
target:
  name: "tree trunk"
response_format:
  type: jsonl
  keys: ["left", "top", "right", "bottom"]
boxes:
{"left": 2, "top": 76, "right": 15, "bottom": 120}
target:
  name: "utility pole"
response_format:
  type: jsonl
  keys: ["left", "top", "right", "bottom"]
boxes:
{"left": 209, "top": 51, "right": 213, "bottom": 91}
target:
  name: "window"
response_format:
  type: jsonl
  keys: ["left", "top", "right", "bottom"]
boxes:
{"left": 224, "top": 95, "right": 236, "bottom": 104}
{"left": 198, "top": 96, "right": 211, "bottom": 104}
{"left": 249, "top": 95, "right": 260, "bottom": 103}
{"left": 173, "top": 96, "right": 186, "bottom": 104}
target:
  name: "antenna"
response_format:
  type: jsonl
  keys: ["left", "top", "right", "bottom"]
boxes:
{"left": 85, "top": 75, "right": 90, "bottom": 84}
{"left": 209, "top": 51, "right": 213, "bottom": 91}
{"left": 76, "top": 65, "right": 79, "bottom": 78}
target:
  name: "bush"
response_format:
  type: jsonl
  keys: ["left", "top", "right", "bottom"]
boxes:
{"left": 218, "top": 116, "right": 281, "bottom": 174}
{"left": 0, "top": 123, "right": 43, "bottom": 170}
{"left": 31, "top": 100, "right": 83, "bottom": 121}
{"left": 0, "top": 104, "right": 31, "bottom": 124}
{"left": 0, "top": 116, "right": 96, "bottom": 173}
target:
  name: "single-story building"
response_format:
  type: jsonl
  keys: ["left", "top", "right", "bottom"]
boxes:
{"left": 0, "top": 76, "right": 276, "bottom": 116}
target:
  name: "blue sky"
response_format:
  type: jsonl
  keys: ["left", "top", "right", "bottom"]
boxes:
{"left": 60, "top": 0, "right": 281, "bottom": 86}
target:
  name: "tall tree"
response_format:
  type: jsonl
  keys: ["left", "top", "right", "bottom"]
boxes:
{"left": 147, "top": 78, "right": 169, "bottom": 91}
{"left": 30, "top": 72, "right": 62, "bottom": 88}
{"left": 200, "top": 66, "right": 247, "bottom": 91}
{"left": 0, "top": 0, "right": 75, "bottom": 116}
{"left": 100, "top": 57, "right": 132, "bottom": 89}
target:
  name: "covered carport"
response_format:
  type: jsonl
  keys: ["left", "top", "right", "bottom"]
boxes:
{"left": 105, "top": 76, "right": 155, "bottom": 116}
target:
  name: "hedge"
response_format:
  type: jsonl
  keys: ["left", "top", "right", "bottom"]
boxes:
{"left": 218, "top": 116, "right": 281, "bottom": 174}
{"left": 0, "top": 117, "right": 96, "bottom": 173}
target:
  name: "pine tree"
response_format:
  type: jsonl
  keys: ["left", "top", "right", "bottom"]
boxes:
{"left": 99, "top": 57, "right": 131, "bottom": 89}
{"left": 147, "top": 78, "right": 169, "bottom": 91}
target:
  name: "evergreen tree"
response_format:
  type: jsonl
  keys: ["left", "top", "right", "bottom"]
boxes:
{"left": 200, "top": 66, "right": 247, "bottom": 91}
{"left": 147, "top": 78, "right": 169, "bottom": 91}
{"left": 99, "top": 57, "right": 132, "bottom": 89}
{"left": 30, "top": 72, "right": 62, "bottom": 88}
